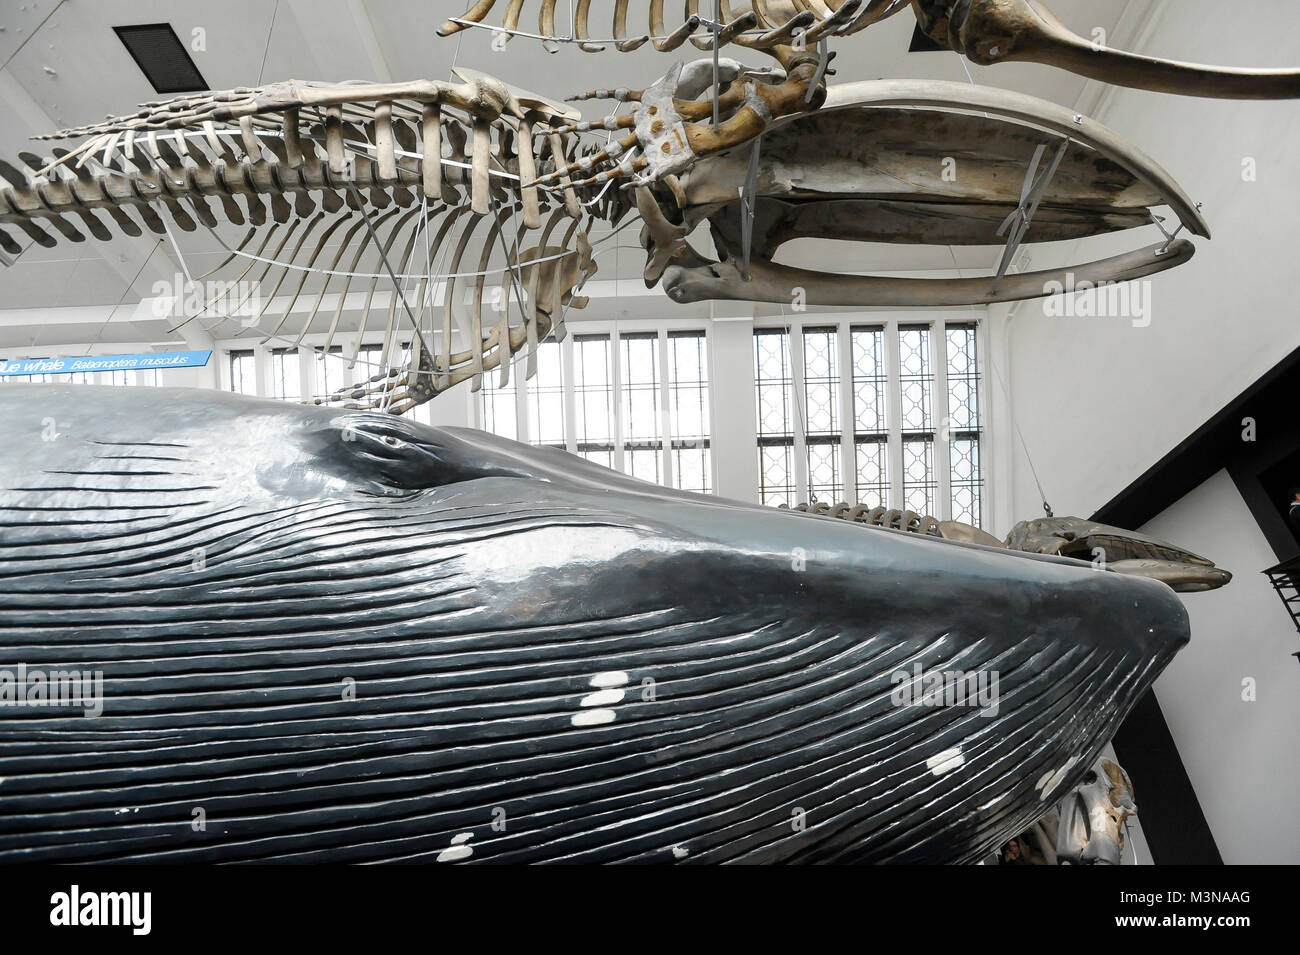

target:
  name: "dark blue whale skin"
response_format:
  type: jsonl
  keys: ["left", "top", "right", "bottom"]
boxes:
{"left": 0, "top": 386, "right": 1187, "bottom": 863}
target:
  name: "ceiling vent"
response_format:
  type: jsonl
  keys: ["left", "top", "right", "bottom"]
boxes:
{"left": 113, "top": 23, "right": 207, "bottom": 95}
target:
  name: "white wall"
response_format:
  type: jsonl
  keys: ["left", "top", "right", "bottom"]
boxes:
{"left": 993, "top": 3, "right": 1300, "bottom": 863}
{"left": 1142, "top": 470, "right": 1300, "bottom": 863}
{"left": 1005, "top": 2, "right": 1300, "bottom": 521}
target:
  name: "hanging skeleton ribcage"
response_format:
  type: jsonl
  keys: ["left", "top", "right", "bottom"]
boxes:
{"left": 440, "top": 1, "right": 1300, "bottom": 100}
{"left": 0, "top": 74, "right": 602, "bottom": 413}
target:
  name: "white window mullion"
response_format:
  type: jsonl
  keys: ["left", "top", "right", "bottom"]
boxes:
{"left": 658, "top": 330, "right": 675, "bottom": 489}
{"left": 884, "top": 321, "right": 904, "bottom": 511}
{"left": 976, "top": 322, "right": 990, "bottom": 528}
{"left": 611, "top": 330, "right": 626, "bottom": 474}
{"left": 836, "top": 319, "right": 856, "bottom": 506}
{"left": 297, "top": 346, "right": 312, "bottom": 405}
{"left": 562, "top": 334, "right": 577, "bottom": 454}
{"left": 255, "top": 344, "right": 273, "bottom": 399}
{"left": 789, "top": 324, "right": 809, "bottom": 502}
{"left": 932, "top": 322, "right": 952, "bottom": 522}
{"left": 513, "top": 353, "right": 530, "bottom": 442}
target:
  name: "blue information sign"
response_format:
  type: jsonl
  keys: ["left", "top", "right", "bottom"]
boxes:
{"left": 0, "top": 350, "right": 212, "bottom": 377}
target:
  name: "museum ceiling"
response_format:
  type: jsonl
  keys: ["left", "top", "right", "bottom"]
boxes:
{"left": 0, "top": 0, "right": 1139, "bottom": 314}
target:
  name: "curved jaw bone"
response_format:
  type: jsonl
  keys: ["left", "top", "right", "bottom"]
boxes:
{"left": 916, "top": 0, "right": 1300, "bottom": 100}
{"left": 657, "top": 235, "right": 1196, "bottom": 308}
{"left": 1005, "top": 516, "right": 1232, "bottom": 593}
{"left": 639, "top": 76, "right": 1209, "bottom": 309}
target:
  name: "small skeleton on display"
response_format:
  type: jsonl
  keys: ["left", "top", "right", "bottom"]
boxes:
{"left": 789, "top": 500, "right": 1231, "bottom": 592}
{"left": 996, "top": 757, "right": 1139, "bottom": 864}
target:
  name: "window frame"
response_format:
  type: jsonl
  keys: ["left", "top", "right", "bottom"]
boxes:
{"left": 753, "top": 317, "right": 986, "bottom": 526}
{"left": 471, "top": 319, "right": 716, "bottom": 493}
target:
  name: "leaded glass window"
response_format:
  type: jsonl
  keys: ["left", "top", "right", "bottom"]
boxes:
{"left": 316, "top": 345, "right": 351, "bottom": 399}
{"left": 946, "top": 323, "right": 983, "bottom": 525}
{"left": 898, "top": 325, "right": 936, "bottom": 516}
{"left": 802, "top": 326, "right": 842, "bottom": 505}
{"left": 668, "top": 331, "right": 711, "bottom": 494}
{"left": 754, "top": 321, "right": 984, "bottom": 526}
{"left": 621, "top": 332, "right": 662, "bottom": 484}
{"left": 754, "top": 329, "right": 795, "bottom": 508}
{"left": 574, "top": 334, "right": 614, "bottom": 467}
{"left": 271, "top": 348, "right": 301, "bottom": 401}
{"left": 479, "top": 355, "right": 519, "bottom": 442}
{"left": 852, "top": 326, "right": 889, "bottom": 508}
{"left": 528, "top": 339, "right": 568, "bottom": 450}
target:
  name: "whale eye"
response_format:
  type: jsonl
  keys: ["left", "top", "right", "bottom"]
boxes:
{"left": 321, "top": 412, "right": 452, "bottom": 493}
{"left": 325, "top": 411, "right": 535, "bottom": 494}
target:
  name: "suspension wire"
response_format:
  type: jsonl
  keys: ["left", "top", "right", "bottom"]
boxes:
{"left": 947, "top": 53, "right": 1051, "bottom": 519}
{"left": 984, "top": 326, "right": 1052, "bottom": 518}
{"left": 80, "top": 241, "right": 162, "bottom": 358}
{"left": 256, "top": 0, "right": 281, "bottom": 87}
{"left": 344, "top": 181, "right": 433, "bottom": 361}
{"left": 0, "top": 0, "right": 68, "bottom": 74}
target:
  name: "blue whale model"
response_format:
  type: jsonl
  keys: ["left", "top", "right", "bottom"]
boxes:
{"left": 0, "top": 386, "right": 1187, "bottom": 863}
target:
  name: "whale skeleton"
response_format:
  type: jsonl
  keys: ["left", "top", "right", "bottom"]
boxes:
{"left": 2, "top": 73, "right": 1209, "bottom": 407}
{"left": 442, "top": 0, "right": 1300, "bottom": 101}
{"left": 1, "top": 74, "right": 603, "bottom": 414}
{"left": 787, "top": 502, "right": 1232, "bottom": 593}
{"left": 2, "top": 0, "right": 1295, "bottom": 413}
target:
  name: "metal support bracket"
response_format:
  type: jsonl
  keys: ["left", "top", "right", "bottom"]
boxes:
{"left": 738, "top": 136, "right": 762, "bottom": 280}
{"left": 992, "top": 137, "right": 1070, "bottom": 292}
{"left": 345, "top": 180, "right": 433, "bottom": 360}
{"left": 1150, "top": 202, "right": 1201, "bottom": 255}
{"left": 806, "top": 39, "right": 831, "bottom": 102}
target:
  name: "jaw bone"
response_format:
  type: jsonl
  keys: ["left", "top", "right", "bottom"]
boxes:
{"left": 641, "top": 77, "right": 1208, "bottom": 308}
{"left": 914, "top": 0, "right": 1300, "bottom": 100}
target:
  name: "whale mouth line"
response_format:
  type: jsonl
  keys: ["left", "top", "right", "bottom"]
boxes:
{"left": 1057, "top": 534, "right": 1208, "bottom": 567}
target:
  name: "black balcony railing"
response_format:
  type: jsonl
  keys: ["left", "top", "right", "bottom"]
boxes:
{"left": 1263, "top": 556, "right": 1300, "bottom": 661}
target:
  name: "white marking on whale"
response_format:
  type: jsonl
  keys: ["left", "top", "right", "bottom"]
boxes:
{"left": 1036, "top": 756, "right": 1080, "bottom": 800}
{"left": 437, "top": 832, "right": 474, "bottom": 862}
{"left": 927, "top": 747, "right": 965, "bottom": 776}
{"left": 581, "top": 688, "right": 626, "bottom": 707}
{"left": 572, "top": 708, "right": 618, "bottom": 727}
